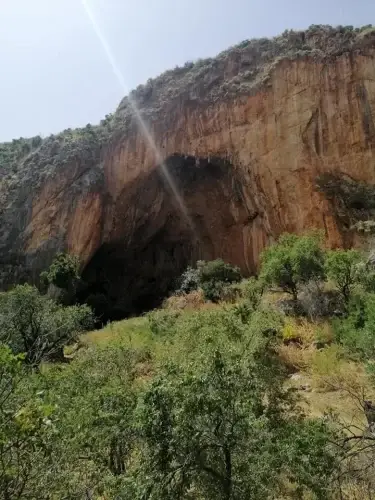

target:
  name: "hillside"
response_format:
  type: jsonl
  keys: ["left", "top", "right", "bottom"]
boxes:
{"left": 1, "top": 24, "right": 375, "bottom": 318}
{"left": 3, "top": 239, "right": 375, "bottom": 498}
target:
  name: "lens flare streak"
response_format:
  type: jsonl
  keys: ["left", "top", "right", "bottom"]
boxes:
{"left": 80, "top": 0, "right": 194, "bottom": 230}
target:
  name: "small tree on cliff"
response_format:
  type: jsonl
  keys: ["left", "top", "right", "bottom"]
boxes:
{"left": 40, "top": 253, "right": 81, "bottom": 303}
{"left": 260, "top": 233, "right": 325, "bottom": 301}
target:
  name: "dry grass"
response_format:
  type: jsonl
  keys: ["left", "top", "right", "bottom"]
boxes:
{"left": 310, "top": 347, "right": 372, "bottom": 398}
{"left": 277, "top": 318, "right": 326, "bottom": 371}
{"left": 163, "top": 290, "right": 218, "bottom": 311}
{"left": 278, "top": 344, "right": 315, "bottom": 371}
{"left": 282, "top": 318, "right": 317, "bottom": 344}
{"left": 278, "top": 316, "right": 374, "bottom": 430}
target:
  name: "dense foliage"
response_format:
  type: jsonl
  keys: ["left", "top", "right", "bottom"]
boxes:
{"left": 198, "top": 259, "right": 242, "bottom": 302}
{"left": 176, "top": 259, "right": 242, "bottom": 302}
{"left": 260, "top": 233, "right": 325, "bottom": 300}
{"left": 0, "top": 345, "right": 55, "bottom": 499}
{"left": 333, "top": 292, "right": 375, "bottom": 359}
{"left": 0, "top": 284, "right": 94, "bottom": 366}
{"left": 325, "top": 249, "right": 364, "bottom": 303}
{"left": 137, "top": 349, "right": 337, "bottom": 499}
{"left": 40, "top": 252, "right": 80, "bottom": 292}
{"left": 0, "top": 303, "right": 340, "bottom": 499}
{"left": 2, "top": 234, "right": 375, "bottom": 497}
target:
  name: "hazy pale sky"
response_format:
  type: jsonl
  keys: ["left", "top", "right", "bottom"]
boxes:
{"left": 0, "top": 0, "right": 374, "bottom": 141}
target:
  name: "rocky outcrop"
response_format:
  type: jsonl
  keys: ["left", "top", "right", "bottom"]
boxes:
{"left": 1, "top": 25, "right": 375, "bottom": 314}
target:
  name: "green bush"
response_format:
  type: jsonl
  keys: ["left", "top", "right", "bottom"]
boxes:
{"left": 35, "top": 343, "right": 138, "bottom": 496}
{"left": 201, "top": 278, "right": 226, "bottom": 302}
{"left": 325, "top": 249, "right": 363, "bottom": 303}
{"left": 148, "top": 309, "right": 180, "bottom": 336}
{"left": 176, "top": 259, "right": 242, "bottom": 302}
{"left": 219, "top": 283, "right": 243, "bottom": 303}
{"left": 198, "top": 259, "right": 242, "bottom": 284}
{"left": 260, "top": 233, "right": 325, "bottom": 300}
{"left": 242, "top": 276, "right": 264, "bottom": 310}
{"left": 333, "top": 292, "right": 375, "bottom": 359}
{"left": 232, "top": 300, "right": 254, "bottom": 323}
{"left": 198, "top": 259, "right": 242, "bottom": 302}
{"left": 0, "top": 284, "right": 94, "bottom": 365}
{"left": 40, "top": 252, "right": 80, "bottom": 292}
{"left": 0, "top": 300, "right": 343, "bottom": 498}
{"left": 0, "top": 344, "right": 55, "bottom": 499}
{"left": 175, "top": 265, "right": 200, "bottom": 294}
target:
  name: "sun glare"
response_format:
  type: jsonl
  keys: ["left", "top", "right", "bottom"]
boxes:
{"left": 80, "top": 0, "right": 195, "bottom": 231}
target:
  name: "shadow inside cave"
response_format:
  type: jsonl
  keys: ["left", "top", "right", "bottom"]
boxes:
{"left": 78, "top": 153, "right": 250, "bottom": 322}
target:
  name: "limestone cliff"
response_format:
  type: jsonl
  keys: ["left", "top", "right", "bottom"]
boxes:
{"left": 1, "top": 24, "right": 375, "bottom": 315}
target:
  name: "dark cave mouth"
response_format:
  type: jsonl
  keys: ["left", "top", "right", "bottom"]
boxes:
{"left": 77, "top": 153, "right": 242, "bottom": 322}
{"left": 79, "top": 236, "right": 197, "bottom": 322}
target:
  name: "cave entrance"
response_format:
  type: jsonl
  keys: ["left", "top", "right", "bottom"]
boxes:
{"left": 80, "top": 232, "right": 198, "bottom": 322}
{"left": 79, "top": 154, "right": 249, "bottom": 321}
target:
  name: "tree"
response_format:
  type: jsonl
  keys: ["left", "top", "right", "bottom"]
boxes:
{"left": 260, "top": 233, "right": 325, "bottom": 300}
{"left": 137, "top": 344, "right": 338, "bottom": 499}
{"left": 0, "top": 285, "right": 94, "bottom": 366}
{"left": 325, "top": 249, "right": 364, "bottom": 303}
{"left": 40, "top": 252, "right": 81, "bottom": 298}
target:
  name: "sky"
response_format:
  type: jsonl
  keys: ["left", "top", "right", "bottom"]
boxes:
{"left": 0, "top": 0, "right": 374, "bottom": 141}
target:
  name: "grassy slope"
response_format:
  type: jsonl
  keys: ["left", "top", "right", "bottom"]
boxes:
{"left": 79, "top": 293, "right": 374, "bottom": 430}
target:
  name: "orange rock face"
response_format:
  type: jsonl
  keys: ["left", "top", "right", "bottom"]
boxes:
{"left": 1, "top": 29, "right": 375, "bottom": 312}
{"left": 93, "top": 49, "right": 375, "bottom": 274}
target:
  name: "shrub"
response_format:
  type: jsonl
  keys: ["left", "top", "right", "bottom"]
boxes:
{"left": 298, "top": 281, "right": 344, "bottom": 319}
{"left": 147, "top": 309, "right": 180, "bottom": 336}
{"left": 219, "top": 283, "right": 243, "bottom": 303}
{"left": 232, "top": 300, "right": 253, "bottom": 323}
{"left": 325, "top": 249, "right": 363, "bottom": 303}
{"left": 0, "top": 285, "right": 94, "bottom": 366}
{"left": 242, "top": 276, "right": 264, "bottom": 310}
{"left": 201, "top": 279, "right": 226, "bottom": 302}
{"left": 198, "top": 259, "right": 242, "bottom": 284}
{"left": 0, "top": 344, "right": 55, "bottom": 498}
{"left": 30, "top": 342, "right": 139, "bottom": 497}
{"left": 175, "top": 266, "right": 200, "bottom": 294}
{"left": 260, "top": 233, "right": 325, "bottom": 300}
{"left": 175, "top": 260, "right": 242, "bottom": 302}
{"left": 333, "top": 292, "right": 375, "bottom": 359}
{"left": 198, "top": 259, "right": 242, "bottom": 302}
